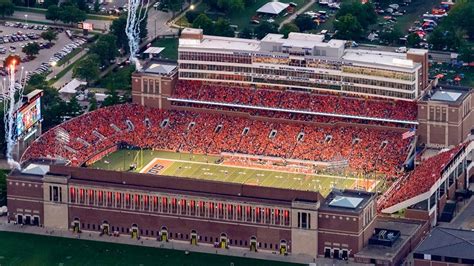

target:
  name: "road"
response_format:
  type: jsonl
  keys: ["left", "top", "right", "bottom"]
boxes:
{"left": 146, "top": 7, "right": 179, "bottom": 40}
{"left": 9, "top": 11, "right": 112, "bottom": 32}
{"left": 278, "top": 0, "right": 316, "bottom": 30}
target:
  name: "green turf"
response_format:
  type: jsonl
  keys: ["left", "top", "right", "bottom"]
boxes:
{"left": 90, "top": 150, "right": 359, "bottom": 196}
{"left": 0, "top": 231, "right": 298, "bottom": 266}
{"left": 0, "top": 170, "right": 8, "bottom": 206}
{"left": 151, "top": 38, "right": 178, "bottom": 61}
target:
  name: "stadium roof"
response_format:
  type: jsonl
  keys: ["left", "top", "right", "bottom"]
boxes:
{"left": 414, "top": 227, "right": 474, "bottom": 261}
{"left": 257, "top": 1, "right": 289, "bottom": 15}
{"left": 329, "top": 196, "right": 363, "bottom": 209}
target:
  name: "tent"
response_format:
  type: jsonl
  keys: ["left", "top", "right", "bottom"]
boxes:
{"left": 59, "top": 78, "right": 87, "bottom": 95}
{"left": 257, "top": 1, "right": 290, "bottom": 15}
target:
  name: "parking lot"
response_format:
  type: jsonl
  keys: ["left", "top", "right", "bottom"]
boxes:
{"left": 0, "top": 22, "right": 87, "bottom": 83}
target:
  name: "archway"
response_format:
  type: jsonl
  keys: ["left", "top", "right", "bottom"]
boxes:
{"left": 190, "top": 230, "right": 198, "bottom": 245}
{"left": 219, "top": 233, "right": 228, "bottom": 249}
{"left": 16, "top": 214, "right": 23, "bottom": 224}
{"left": 280, "top": 240, "right": 288, "bottom": 255}
{"left": 24, "top": 215, "right": 31, "bottom": 225}
{"left": 72, "top": 218, "right": 81, "bottom": 233}
{"left": 101, "top": 221, "right": 110, "bottom": 236}
{"left": 131, "top": 224, "right": 139, "bottom": 239}
{"left": 250, "top": 236, "right": 257, "bottom": 252}
{"left": 32, "top": 216, "right": 40, "bottom": 226}
{"left": 160, "top": 226, "right": 168, "bottom": 242}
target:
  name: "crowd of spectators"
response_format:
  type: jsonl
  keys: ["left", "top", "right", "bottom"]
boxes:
{"left": 22, "top": 104, "right": 412, "bottom": 180}
{"left": 172, "top": 81, "right": 418, "bottom": 122}
{"left": 379, "top": 142, "right": 468, "bottom": 210}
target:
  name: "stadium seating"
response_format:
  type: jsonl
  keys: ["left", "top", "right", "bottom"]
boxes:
{"left": 22, "top": 104, "right": 412, "bottom": 180}
{"left": 379, "top": 142, "right": 467, "bottom": 210}
{"left": 172, "top": 81, "right": 418, "bottom": 122}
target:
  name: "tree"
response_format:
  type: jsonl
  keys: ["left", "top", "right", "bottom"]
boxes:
{"left": 459, "top": 44, "right": 474, "bottom": 63}
{"left": 110, "top": 16, "right": 128, "bottom": 50}
{"left": 22, "top": 42, "right": 40, "bottom": 58}
{"left": 428, "top": 28, "right": 447, "bottom": 50}
{"left": 295, "top": 14, "right": 315, "bottom": 32}
{"left": 239, "top": 27, "right": 253, "bottom": 39}
{"left": 110, "top": 13, "right": 147, "bottom": 52}
{"left": 280, "top": 23, "right": 299, "bottom": 38}
{"left": 379, "top": 28, "right": 402, "bottom": 45}
{"left": 167, "top": 0, "right": 184, "bottom": 17}
{"left": 254, "top": 21, "right": 278, "bottom": 39}
{"left": 192, "top": 13, "right": 214, "bottom": 35}
{"left": 88, "top": 92, "right": 98, "bottom": 111}
{"left": 406, "top": 33, "right": 421, "bottom": 48}
{"left": 336, "top": 1, "right": 376, "bottom": 30}
{"left": 214, "top": 18, "right": 234, "bottom": 37}
{"left": 66, "top": 95, "right": 83, "bottom": 117}
{"left": 0, "top": 0, "right": 14, "bottom": 18}
{"left": 217, "top": 0, "right": 244, "bottom": 13}
{"left": 91, "top": 34, "right": 119, "bottom": 65}
{"left": 185, "top": 11, "right": 199, "bottom": 24}
{"left": 42, "top": 0, "right": 58, "bottom": 8}
{"left": 102, "top": 87, "right": 122, "bottom": 106}
{"left": 94, "top": 0, "right": 100, "bottom": 12}
{"left": 73, "top": 55, "right": 100, "bottom": 83}
{"left": 41, "top": 29, "right": 58, "bottom": 43}
{"left": 46, "top": 5, "right": 61, "bottom": 23}
{"left": 60, "top": 5, "right": 86, "bottom": 24}
{"left": 334, "top": 14, "right": 363, "bottom": 40}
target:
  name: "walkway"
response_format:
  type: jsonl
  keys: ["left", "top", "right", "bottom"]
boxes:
{"left": 0, "top": 217, "right": 315, "bottom": 265}
{"left": 278, "top": 0, "right": 316, "bottom": 30}
{"left": 46, "top": 49, "right": 88, "bottom": 89}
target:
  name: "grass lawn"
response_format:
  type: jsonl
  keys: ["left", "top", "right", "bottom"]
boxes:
{"left": 152, "top": 37, "right": 178, "bottom": 61}
{"left": 0, "top": 231, "right": 298, "bottom": 266}
{"left": 187, "top": 0, "right": 309, "bottom": 31}
{"left": 0, "top": 170, "right": 7, "bottom": 206}
{"left": 430, "top": 63, "right": 474, "bottom": 87}
{"left": 90, "top": 150, "right": 373, "bottom": 197}
{"left": 393, "top": 0, "right": 441, "bottom": 31}
{"left": 57, "top": 48, "right": 83, "bottom": 66}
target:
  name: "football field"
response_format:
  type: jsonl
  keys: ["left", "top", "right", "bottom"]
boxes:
{"left": 90, "top": 150, "right": 376, "bottom": 196}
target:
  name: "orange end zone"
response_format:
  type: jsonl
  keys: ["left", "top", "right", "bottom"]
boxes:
{"left": 140, "top": 158, "right": 173, "bottom": 174}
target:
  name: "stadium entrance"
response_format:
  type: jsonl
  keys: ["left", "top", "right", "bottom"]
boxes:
{"left": 72, "top": 218, "right": 80, "bottom": 233}
{"left": 280, "top": 240, "right": 288, "bottom": 255}
{"left": 131, "top": 224, "right": 139, "bottom": 239}
{"left": 250, "top": 236, "right": 257, "bottom": 252}
{"left": 190, "top": 230, "right": 198, "bottom": 245}
{"left": 160, "top": 226, "right": 168, "bottom": 242}
{"left": 101, "top": 221, "right": 110, "bottom": 236}
{"left": 219, "top": 233, "right": 228, "bottom": 249}
{"left": 16, "top": 214, "right": 23, "bottom": 224}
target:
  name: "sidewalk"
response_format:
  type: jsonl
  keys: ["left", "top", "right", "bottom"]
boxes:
{"left": 47, "top": 49, "right": 88, "bottom": 89}
{"left": 0, "top": 217, "right": 315, "bottom": 265}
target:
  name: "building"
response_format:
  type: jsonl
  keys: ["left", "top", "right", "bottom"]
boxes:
{"left": 7, "top": 161, "right": 425, "bottom": 262}
{"left": 418, "top": 85, "right": 473, "bottom": 148}
{"left": 178, "top": 28, "right": 429, "bottom": 101}
{"left": 413, "top": 227, "right": 474, "bottom": 266}
{"left": 131, "top": 60, "right": 178, "bottom": 109}
{"left": 355, "top": 218, "right": 429, "bottom": 266}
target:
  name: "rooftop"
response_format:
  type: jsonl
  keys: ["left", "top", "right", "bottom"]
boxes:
{"left": 422, "top": 85, "right": 472, "bottom": 104}
{"left": 142, "top": 60, "right": 177, "bottom": 75}
{"left": 320, "top": 189, "right": 374, "bottom": 213}
{"left": 414, "top": 227, "right": 474, "bottom": 261}
{"left": 355, "top": 219, "right": 423, "bottom": 263}
{"left": 342, "top": 49, "right": 416, "bottom": 69}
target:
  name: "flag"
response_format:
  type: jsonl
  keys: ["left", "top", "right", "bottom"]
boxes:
{"left": 402, "top": 128, "right": 416, "bottom": 139}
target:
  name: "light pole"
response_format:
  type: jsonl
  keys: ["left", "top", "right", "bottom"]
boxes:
{"left": 24, "top": 14, "right": 28, "bottom": 24}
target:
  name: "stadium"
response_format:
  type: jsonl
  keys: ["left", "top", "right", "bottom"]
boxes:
{"left": 7, "top": 29, "right": 474, "bottom": 264}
